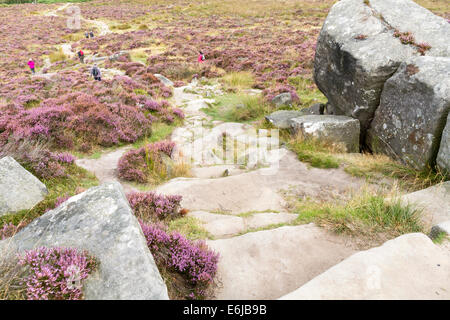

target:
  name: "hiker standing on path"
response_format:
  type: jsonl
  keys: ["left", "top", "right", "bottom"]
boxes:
{"left": 90, "top": 64, "right": 101, "bottom": 81}
{"left": 27, "top": 58, "right": 35, "bottom": 74}
{"left": 85, "top": 31, "right": 89, "bottom": 39}
{"left": 78, "top": 50, "right": 85, "bottom": 63}
{"left": 89, "top": 30, "right": 94, "bottom": 38}
{"left": 198, "top": 50, "right": 205, "bottom": 63}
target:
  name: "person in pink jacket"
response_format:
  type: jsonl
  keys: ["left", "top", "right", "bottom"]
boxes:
{"left": 198, "top": 51, "right": 205, "bottom": 63}
{"left": 28, "top": 59, "right": 35, "bottom": 74}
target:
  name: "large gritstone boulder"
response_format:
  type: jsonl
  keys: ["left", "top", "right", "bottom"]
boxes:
{"left": 0, "top": 156, "right": 48, "bottom": 216}
{"left": 280, "top": 233, "right": 450, "bottom": 300}
{"left": 367, "top": 57, "right": 450, "bottom": 169}
{"left": 437, "top": 114, "right": 450, "bottom": 173}
{"left": 314, "top": 0, "right": 450, "bottom": 136}
{"left": 0, "top": 182, "right": 169, "bottom": 300}
{"left": 289, "top": 115, "right": 360, "bottom": 152}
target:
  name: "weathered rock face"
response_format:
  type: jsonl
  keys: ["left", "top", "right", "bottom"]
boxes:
{"left": 314, "top": 0, "right": 450, "bottom": 135}
{"left": 0, "top": 156, "right": 48, "bottom": 216}
{"left": 271, "top": 92, "right": 292, "bottom": 107}
{"left": 280, "top": 233, "right": 450, "bottom": 300}
{"left": 0, "top": 182, "right": 169, "bottom": 300}
{"left": 367, "top": 57, "right": 450, "bottom": 169}
{"left": 289, "top": 115, "right": 360, "bottom": 152}
{"left": 437, "top": 114, "right": 450, "bottom": 173}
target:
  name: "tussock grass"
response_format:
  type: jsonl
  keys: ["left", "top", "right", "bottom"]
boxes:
{"left": 49, "top": 48, "right": 67, "bottom": 63}
{"left": 222, "top": 71, "right": 255, "bottom": 90}
{"left": 285, "top": 132, "right": 447, "bottom": 190}
{"left": 133, "top": 120, "right": 181, "bottom": 149}
{"left": 287, "top": 133, "right": 342, "bottom": 169}
{"left": 0, "top": 252, "right": 27, "bottom": 300}
{"left": 338, "top": 153, "right": 448, "bottom": 191}
{"left": 168, "top": 216, "right": 212, "bottom": 240}
{"left": 288, "top": 76, "right": 327, "bottom": 107}
{"left": 202, "top": 93, "right": 271, "bottom": 122}
{"left": 432, "top": 232, "right": 448, "bottom": 244}
{"left": 294, "top": 189, "right": 424, "bottom": 242}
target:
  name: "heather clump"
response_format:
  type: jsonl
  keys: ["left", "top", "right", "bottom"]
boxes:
{"left": 0, "top": 222, "right": 23, "bottom": 240}
{"left": 0, "top": 137, "right": 75, "bottom": 179}
{"left": 126, "top": 191, "right": 182, "bottom": 222}
{"left": 263, "top": 84, "right": 301, "bottom": 105}
{"left": 117, "top": 140, "right": 179, "bottom": 184}
{"left": 17, "top": 247, "right": 98, "bottom": 300}
{"left": 140, "top": 221, "right": 219, "bottom": 299}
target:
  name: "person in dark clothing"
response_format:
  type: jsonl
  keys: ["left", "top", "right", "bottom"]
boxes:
{"left": 89, "top": 30, "right": 94, "bottom": 38}
{"left": 85, "top": 31, "right": 89, "bottom": 39}
{"left": 90, "top": 64, "right": 101, "bottom": 81}
{"left": 77, "top": 50, "right": 85, "bottom": 63}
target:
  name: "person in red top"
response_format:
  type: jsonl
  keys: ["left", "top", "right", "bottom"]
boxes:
{"left": 198, "top": 51, "right": 205, "bottom": 63}
{"left": 27, "top": 58, "right": 35, "bottom": 74}
{"left": 78, "top": 50, "right": 85, "bottom": 63}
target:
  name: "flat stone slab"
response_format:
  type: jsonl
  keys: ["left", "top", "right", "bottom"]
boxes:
{"left": 0, "top": 156, "right": 48, "bottom": 216}
{"left": 191, "top": 165, "right": 246, "bottom": 179}
{"left": 156, "top": 151, "right": 363, "bottom": 214}
{"left": 290, "top": 115, "right": 360, "bottom": 152}
{"left": 265, "top": 110, "right": 307, "bottom": 129}
{"left": 189, "top": 211, "right": 298, "bottom": 238}
{"left": 400, "top": 182, "right": 450, "bottom": 230}
{"left": 0, "top": 182, "right": 168, "bottom": 300}
{"left": 245, "top": 212, "right": 297, "bottom": 230}
{"left": 207, "top": 224, "right": 357, "bottom": 299}
{"left": 189, "top": 211, "right": 245, "bottom": 238}
{"left": 280, "top": 233, "right": 450, "bottom": 300}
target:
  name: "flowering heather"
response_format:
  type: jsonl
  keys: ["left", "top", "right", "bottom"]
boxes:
{"left": 18, "top": 247, "right": 98, "bottom": 300}
{"left": 172, "top": 108, "right": 186, "bottom": 119}
{"left": 127, "top": 191, "right": 182, "bottom": 221}
{"left": 0, "top": 137, "right": 75, "bottom": 179}
{"left": 118, "top": 140, "right": 175, "bottom": 183}
{"left": 0, "top": 223, "right": 21, "bottom": 240}
{"left": 263, "top": 84, "right": 301, "bottom": 104}
{"left": 140, "top": 221, "right": 219, "bottom": 299}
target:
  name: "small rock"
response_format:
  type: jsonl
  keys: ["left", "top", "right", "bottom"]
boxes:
{"left": 265, "top": 110, "right": 306, "bottom": 129}
{"left": 430, "top": 221, "right": 450, "bottom": 239}
{"left": 0, "top": 156, "right": 48, "bottom": 216}
{"left": 271, "top": 92, "right": 292, "bottom": 107}
{"left": 154, "top": 74, "right": 174, "bottom": 86}
{"left": 302, "top": 103, "right": 325, "bottom": 115}
{"left": 289, "top": 115, "right": 360, "bottom": 152}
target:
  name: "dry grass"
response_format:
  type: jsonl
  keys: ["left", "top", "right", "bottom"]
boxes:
{"left": 222, "top": 71, "right": 255, "bottom": 90}
{"left": 48, "top": 48, "right": 67, "bottom": 63}
{"left": 294, "top": 186, "right": 424, "bottom": 247}
{"left": 287, "top": 132, "right": 343, "bottom": 169}
{"left": 0, "top": 245, "right": 27, "bottom": 300}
